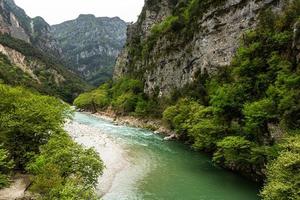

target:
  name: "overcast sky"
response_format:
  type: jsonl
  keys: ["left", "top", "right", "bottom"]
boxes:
{"left": 14, "top": 0, "right": 144, "bottom": 25}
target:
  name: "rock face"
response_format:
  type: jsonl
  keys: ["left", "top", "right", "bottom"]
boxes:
{"left": 114, "top": 0, "right": 286, "bottom": 97}
{"left": 0, "top": 0, "right": 89, "bottom": 102}
{"left": 51, "top": 15, "right": 127, "bottom": 86}
{"left": 0, "top": 0, "right": 61, "bottom": 56}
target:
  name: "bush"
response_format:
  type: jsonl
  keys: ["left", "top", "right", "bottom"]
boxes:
{"left": 0, "top": 145, "right": 14, "bottom": 188}
{"left": 261, "top": 135, "right": 300, "bottom": 200}
{"left": 27, "top": 133, "right": 103, "bottom": 199}
{"left": 0, "top": 84, "right": 71, "bottom": 168}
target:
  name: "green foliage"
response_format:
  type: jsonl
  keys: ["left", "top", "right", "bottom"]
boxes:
{"left": 134, "top": 98, "right": 156, "bottom": 116}
{"left": 213, "top": 136, "right": 253, "bottom": 166}
{"left": 0, "top": 145, "right": 14, "bottom": 188}
{"left": 74, "top": 78, "right": 161, "bottom": 117}
{"left": 163, "top": 99, "right": 227, "bottom": 150}
{"left": 74, "top": 84, "right": 110, "bottom": 112}
{"left": 27, "top": 133, "right": 103, "bottom": 199}
{"left": 0, "top": 84, "right": 71, "bottom": 168}
{"left": 112, "top": 92, "right": 139, "bottom": 113}
{"left": 261, "top": 135, "right": 300, "bottom": 200}
{"left": 0, "top": 84, "right": 103, "bottom": 199}
{"left": 243, "top": 99, "right": 277, "bottom": 143}
{"left": 52, "top": 177, "right": 98, "bottom": 200}
{"left": 210, "top": 84, "right": 247, "bottom": 121}
{"left": 151, "top": 16, "right": 179, "bottom": 36}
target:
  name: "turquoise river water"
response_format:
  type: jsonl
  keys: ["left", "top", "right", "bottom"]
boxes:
{"left": 73, "top": 112, "right": 260, "bottom": 200}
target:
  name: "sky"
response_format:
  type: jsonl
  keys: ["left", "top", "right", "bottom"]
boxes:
{"left": 14, "top": 0, "right": 144, "bottom": 25}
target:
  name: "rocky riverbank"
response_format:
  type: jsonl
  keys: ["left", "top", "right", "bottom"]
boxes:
{"left": 91, "top": 109, "right": 178, "bottom": 140}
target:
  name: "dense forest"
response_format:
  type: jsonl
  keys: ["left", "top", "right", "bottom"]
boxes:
{"left": 74, "top": 1, "right": 300, "bottom": 199}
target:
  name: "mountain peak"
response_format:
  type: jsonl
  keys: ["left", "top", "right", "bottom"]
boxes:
{"left": 77, "top": 14, "right": 96, "bottom": 20}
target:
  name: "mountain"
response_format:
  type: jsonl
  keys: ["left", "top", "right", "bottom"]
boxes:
{"left": 114, "top": 0, "right": 287, "bottom": 97}
{"left": 0, "top": 0, "right": 90, "bottom": 102}
{"left": 0, "top": 0, "right": 61, "bottom": 55}
{"left": 51, "top": 15, "right": 127, "bottom": 86}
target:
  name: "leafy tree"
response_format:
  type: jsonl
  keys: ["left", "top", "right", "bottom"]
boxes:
{"left": 27, "top": 133, "right": 103, "bottom": 199}
{"left": 0, "top": 84, "right": 71, "bottom": 168}
{"left": 243, "top": 99, "right": 277, "bottom": 144}
{"left": 213, "top": 136, "right": 253, "bottom": 167}
{"left": 261, "top": 135, "right": 300, "bottom": 200}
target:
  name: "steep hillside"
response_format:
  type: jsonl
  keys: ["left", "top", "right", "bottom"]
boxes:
{"left": 115, "top": 0, "right": 286, "bottom": 97}
{"left": 51, "top": 15, "right": 127, "bottom": 86}
{"left": 0, "top": 0, "right": 90, "bottom": 102}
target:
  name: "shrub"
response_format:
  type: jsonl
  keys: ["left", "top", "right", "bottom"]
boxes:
{"left": 27, "top": 133, "right": 103, "bottom": 199}
{"left": 0, "top": 84, "right": 71, "bottom": 168}
{"left": 261, "top": 135, "right": 300, "bottom": 200}
{"left": 0, "top": 145, "right": 14, "bottom": 188}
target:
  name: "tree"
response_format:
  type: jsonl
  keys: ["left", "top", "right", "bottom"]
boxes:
{"left": 27, "top": 133, "right": 103, "bottom": 199}
{"left": 0, "top": 84, "right": 71, "bottom": 168}
{"left": 243, "top": 99, "right": 276, "bottom": 144}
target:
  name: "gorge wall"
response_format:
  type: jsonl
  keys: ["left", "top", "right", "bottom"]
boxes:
{"left": 114, "top": 0, "right": 285, "bottom": 97}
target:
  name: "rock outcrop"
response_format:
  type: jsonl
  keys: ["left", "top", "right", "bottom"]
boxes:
{"left": 114, "top": 0, "right": 286, "bottom": 97}
{"left": 0, "top": 0, "right": 61, "bottom": 56}
{"left": 51, "top": 15, "right": 127, "bottom": 85}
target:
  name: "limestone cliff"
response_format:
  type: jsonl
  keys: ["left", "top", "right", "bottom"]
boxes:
{"left": 114, "top": 0, "right": 286, "bottom": 97}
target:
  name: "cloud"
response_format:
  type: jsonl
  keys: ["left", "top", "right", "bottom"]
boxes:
{"left": 14, "top": 0, "right": 144, "bottom": 25}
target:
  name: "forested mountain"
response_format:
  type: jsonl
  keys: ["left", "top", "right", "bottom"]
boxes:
{"left": 0, "top": 0, "right": 90, "bottom": 102}
{"left": 51, "top": 15, "right": 127, "bottom": 86}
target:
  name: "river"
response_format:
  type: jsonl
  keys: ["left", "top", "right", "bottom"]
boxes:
{"left": 65, "top": 112, "right": 260, "bottom": 200}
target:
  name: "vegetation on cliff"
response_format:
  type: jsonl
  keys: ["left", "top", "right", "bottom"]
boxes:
{"left": 0, "top": 84, "right": 103, "bottom": 199}
{"left": 75, "top": 1, "right": 300, "bottom": 199}
{"left": 162, "top": 1, "right": 300, "bottom": 198}
{"left": 0, "top": 34, "right": 90, "bottom": 102}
